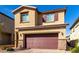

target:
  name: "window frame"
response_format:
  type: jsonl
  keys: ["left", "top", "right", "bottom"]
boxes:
{"left": 43, "top": 13, "right": 55, "bottom": 23}
{"left": 20, "top": 12, "right": 29, "bottom": 23}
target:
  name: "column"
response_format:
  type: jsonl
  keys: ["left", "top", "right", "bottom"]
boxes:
{"left": 58, "top": 32, "right": 66, "bottom": 50}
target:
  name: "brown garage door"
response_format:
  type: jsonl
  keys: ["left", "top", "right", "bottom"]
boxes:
{"left": 24, "top": 33, "right": 58, "bottom": 49}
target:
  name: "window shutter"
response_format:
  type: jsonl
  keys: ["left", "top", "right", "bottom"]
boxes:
{"left": 54, "top": 13, "right": 58, "bottom": 21}
{"left": 42, "top": 17, "right": 45, "bottom": 22}
{"left": 43, "top": 15, "right": 47, "bottom": 22}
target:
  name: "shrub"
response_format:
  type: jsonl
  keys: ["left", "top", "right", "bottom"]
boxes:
{"left": 6, "top": 48, "right": 15, "bottom": 51}
{"left": 69, "top": 40, "right": 78, "bottom": 48}
{"left": 75, "top": 39, "right": 78, "bottom": 47}
{"left": 71, "top": 46, "right": 79, "bottom": 53}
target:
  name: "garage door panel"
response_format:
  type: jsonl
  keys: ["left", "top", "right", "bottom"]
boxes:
{"left": 25, "top": 33, "right": 58, "bottom": 49}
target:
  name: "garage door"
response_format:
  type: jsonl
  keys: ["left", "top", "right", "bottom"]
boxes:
{"left": 24, "top": 33, "right": 58, "bottom": 49}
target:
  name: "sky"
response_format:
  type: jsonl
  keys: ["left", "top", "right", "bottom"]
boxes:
{"left": 0, "top": 5, "right": 79, "bottom": 36}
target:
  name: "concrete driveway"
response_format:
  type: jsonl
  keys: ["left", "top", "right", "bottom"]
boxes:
{"left": 0, "top": 49, "right": 70, "bottom": 53}
{"left": 13, "top": 49, "right": 70, "bottom": 53}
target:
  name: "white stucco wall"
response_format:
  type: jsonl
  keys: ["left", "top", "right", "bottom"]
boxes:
{"left": 70, "top": 23, "right": 79, "bottom": 46}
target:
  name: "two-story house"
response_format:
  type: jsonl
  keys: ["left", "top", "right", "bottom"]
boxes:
{"left": 70, "top": 17, "right": 79, "bottom": 46}
{"left": 13, "top": 5, "right": 67, "bottom": 50}
{"left": 0, "top": 12, "right": 14, "bottom": 46}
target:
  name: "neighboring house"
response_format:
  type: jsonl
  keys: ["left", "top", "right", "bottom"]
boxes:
{"left": 0, "top": 12, "right": 14, "bottom": 45}
{"left": 70, "top": 17, "right": 79, "bottom": 46}
{"left": 66, "top": 35, "right": 70, "bottom": 41}
{"left": 13, "top": 5, "right": 68, "bottom": 50}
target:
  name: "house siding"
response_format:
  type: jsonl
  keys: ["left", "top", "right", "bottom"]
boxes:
{"left": 14, "top": 8, "right": 37, "bottom": 28}
{"left": 0, "top": 14, "right": 14, "bottom": 33}
{"left": 70, "top": 20, "right": 79, "bottom": 40}
{"left": 0, "top": 13, "right": 14, "bottom": 46}
{"left": 13, "top": 6, "right": 67, "bottom": 50}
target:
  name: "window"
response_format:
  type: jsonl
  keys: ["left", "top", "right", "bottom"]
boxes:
{"left": 21, "top": 13, "right": 29, "bottom": 22}
{"left": 43, "top": 14, "right": 55, "bottom": 22}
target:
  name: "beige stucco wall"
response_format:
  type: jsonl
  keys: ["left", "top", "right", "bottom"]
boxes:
{"left": 18, "top": 28, "right": 66, "bottom": 40}
{"left": 14, "top": 8, "right": 65, "bottom": 28}
{"left": 14, "top": 6, "right": 66, "bottom": 49}
{"left": 58, "top": 39, "right": 66, "bottom": 50}
{"left": 70, "top": 21, "right": 79, "bottom": 40}
{"left": 14, "top": 8, "right": 37, "bottom": 28}
{"left": 15, "top": 28, "right": 66, "bottom": 49}
{"left": 36, "top": 12, "right": 65, "bottom": 26}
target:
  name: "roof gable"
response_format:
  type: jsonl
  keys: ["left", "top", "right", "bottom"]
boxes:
{"left": 12, "top": 5, "right": 37, "bottom": 14}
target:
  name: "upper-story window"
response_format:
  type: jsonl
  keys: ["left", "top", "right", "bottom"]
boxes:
{"left": 43, "top": 14, "right": 55, "bottom": 22}
{"left": 21, "top": 12, "right": 29, "bottom": 22}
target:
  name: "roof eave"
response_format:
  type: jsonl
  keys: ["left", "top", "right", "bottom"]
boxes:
{"left": 16, "top": 24, "right": 68, "bottom": 31}
{"left": 12, "top": 5, "right": 37, "bottom": 14}
{"left": 70, "top": 17, "right": 79, "bottom": 30}
{"left": 41, "top": 8, "right": 66, "bottom": 14}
